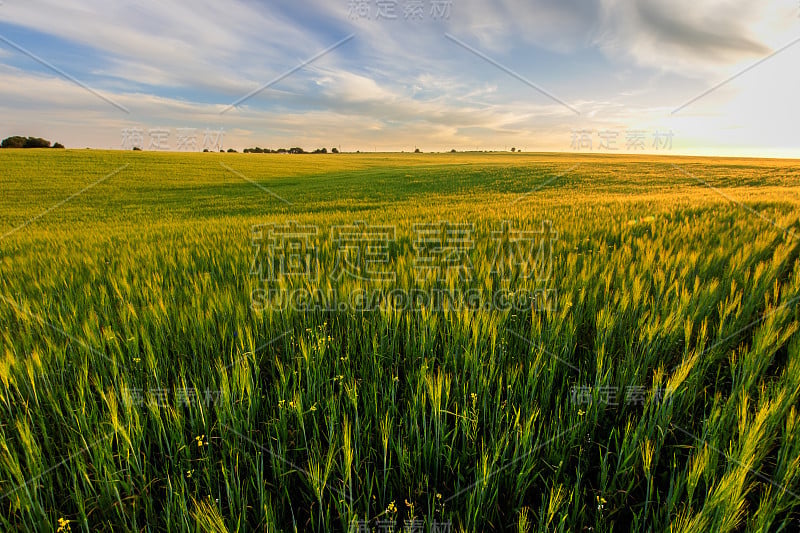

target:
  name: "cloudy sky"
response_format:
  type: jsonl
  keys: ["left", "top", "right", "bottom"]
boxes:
{"left": 0, "top": 0, "right": 798, "bottom": 156}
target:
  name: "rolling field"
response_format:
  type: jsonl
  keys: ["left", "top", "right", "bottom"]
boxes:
{"left": 1, "top": 150, "right": 800, "bottom": 532}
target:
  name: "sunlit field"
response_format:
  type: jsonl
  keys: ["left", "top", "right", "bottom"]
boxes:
{"left": 1, "top": 150, "right": 800, "bottom": 532}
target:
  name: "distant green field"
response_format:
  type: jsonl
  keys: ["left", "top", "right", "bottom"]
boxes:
{"left": 1, "top": 150, "right": 800, "bottom": 532}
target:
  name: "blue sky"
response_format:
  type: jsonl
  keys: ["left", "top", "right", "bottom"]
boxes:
{"left": 0, "top": 0, "right": 799, "bottom": 156}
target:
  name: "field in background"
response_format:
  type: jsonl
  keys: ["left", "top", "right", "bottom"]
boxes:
{"left": 1, "top": 150, "right": 800, "bottom": 532}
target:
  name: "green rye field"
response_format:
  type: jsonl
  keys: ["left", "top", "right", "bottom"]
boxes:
{"left": 1, "top": 150, "right": 800, "bottom": 532}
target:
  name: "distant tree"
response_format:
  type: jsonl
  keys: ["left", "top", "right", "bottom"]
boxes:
{"left": 227, "top": 148, "right": 237, "bottom": 153}
{"left": 1, "top": 136, "right": 54, "bottom": 148}
{"left": 133, "top": 146, "right": 142, "bottom": 151}
{"left": 203, "top": 148, "right": 209, "bottom": 152}
{"left": 52, "top": 142, "right": 65, "bottom": 149}
{"left": 276, "top": 148, "right": 287, "bottom": 154}
{"left": 450, "top": 148, "right": 457, "bottom": 153}
{"left": 510, "top": 147, "right": 516, "bottom": 152}
{"left": 25, "top": 137, "right": 51, "bottom": 148}
{"left": 414, "top": 148, "right": 421, "bottom": 153}
{"left": 1, "top": 136, "right": 26, "bottom": 148}
{"left": 312, "top": 148, "right": 327, "bottom": 154}
{"left": 331, "top": 147, "right": 339, "bottom": 153}
{"left": 246, "top": 147, "right": 280, "bottom": 153}
{"left": 288, "top": 147, "right": 305, "bottom": 154}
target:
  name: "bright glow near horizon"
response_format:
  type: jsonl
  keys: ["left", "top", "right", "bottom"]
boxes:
{"left": 0, "top": 0, "right": 798, "bottom": 157}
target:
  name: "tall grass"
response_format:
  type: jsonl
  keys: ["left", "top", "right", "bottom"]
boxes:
{"left": 0, "top": 150, "right": 799, "bottom": 531}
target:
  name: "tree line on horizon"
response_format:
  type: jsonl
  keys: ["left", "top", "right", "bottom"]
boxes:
{"left": 1, "top": 136, "right": 64, "bottom": 149}
{"left": 241, "top": 147, "right": 337, "bottom": 154}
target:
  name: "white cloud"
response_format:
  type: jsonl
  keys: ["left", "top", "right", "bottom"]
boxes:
{"left": 595, "top": 0, "right": 797, "bottom": 76}
{"left": 0, "top": 0, "right": 338, "bottom": 93}
{"left": 417, "top": 0, "right": 798, "bottom": 76}
{"left": 0, "top": 0, "right": 797, "bottom": 156}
